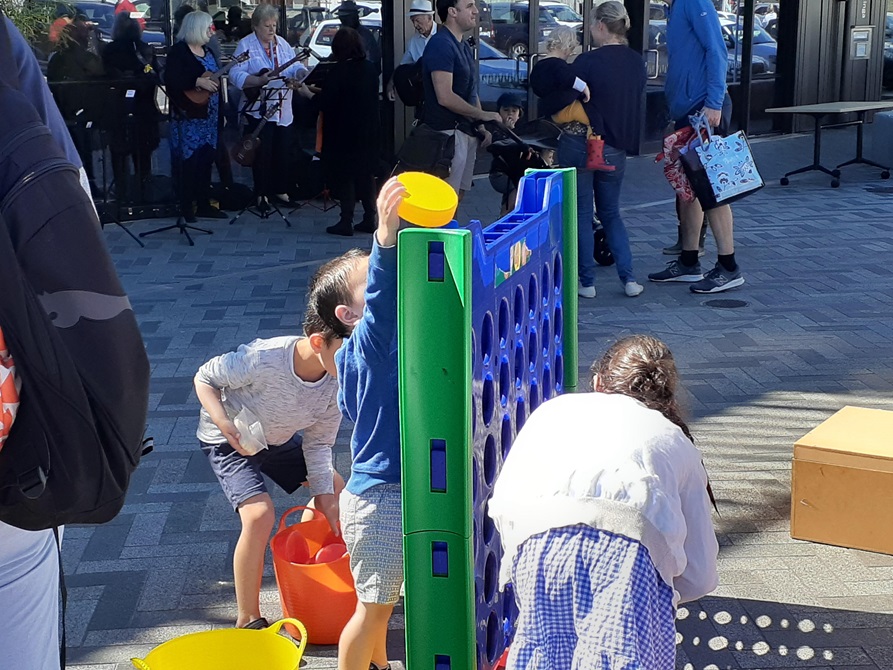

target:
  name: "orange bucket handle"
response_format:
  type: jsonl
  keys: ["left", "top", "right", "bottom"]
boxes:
{"left": 277, "top": 505, "right": 323, "bottom": 533}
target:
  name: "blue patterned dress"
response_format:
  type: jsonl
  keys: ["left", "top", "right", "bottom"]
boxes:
{"left": 169, "top": 50, "right": 219, "bottom": 161}
{"left": 508, "top": 524, "right": 677, "bottom": 670}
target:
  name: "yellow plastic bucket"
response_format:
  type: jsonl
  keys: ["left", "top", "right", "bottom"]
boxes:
{"left": 130, "top": 618, "right": 306, "bottom": 670}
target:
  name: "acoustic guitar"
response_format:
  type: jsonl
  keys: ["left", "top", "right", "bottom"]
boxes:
{"left": 241, "top": 47, "right": 311, "bottom": 106}
{"left": 230, "top": 101, "right": 282, "bottom": 167}
{"left": 183, "top": 52, "right": 250, "bottom": 106}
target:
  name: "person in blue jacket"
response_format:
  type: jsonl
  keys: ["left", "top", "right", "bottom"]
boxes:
{"left": 648, "top": 0, "right": 745, "bottom": 294}
{"left": 334, "top": 176, "right": 407, "bottom": 670}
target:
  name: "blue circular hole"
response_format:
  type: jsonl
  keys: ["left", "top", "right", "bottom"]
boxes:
{"left": 486, "top": 610, "right": 501, "bottom": 662}
{"left": 501, "top": 414, "right": 512, "bottom": 459}
{"left": 528, "top": 273, "right": 538, "bottom": 320}
{"left": 528, "top": 329, "right": 537, "bottom": 370}
{"left": 498, "top": 298, "right": 510, "bottom": 349}
{"left": 484, "top": 434, "right": 497, "bottom": 486}
{"left": 541, "top": 315, "right": 550, "bottom": 355}
{"left": 472, "top": 456, "right": 479, "bottom": 503}
{"left": 530, "top": 380, "right": 539, "bottom": 411}
{"left": 482, "top": 374, "right": 495, "bottom": 426}
{"left": 484, "top": 552, "right": 498, "bottom": 604}
{"left": 516, "top": 396, "right": 527, "bottom": 431}
{"left": 513, "top": 285, "right": 525, "bottom": 334}
{"left": 499, "top": 356, "right": 510, "bottom": 406}
{"left": 481, "top": 312, "right": 493, "bottom": 366}
{"left": 543, "top": 365, "right": 552, "bottom": 400}
{"left": 513, "top": 342, "right": 524, "bottom": 389}
{"left": 553, "top": 252, "right": 562, "bottom": 293}
{"left": 555, "top": 353, "right": 564, "bottom": 392}
{"left": 554, "top": 304, "right": 562, "bottom": 342}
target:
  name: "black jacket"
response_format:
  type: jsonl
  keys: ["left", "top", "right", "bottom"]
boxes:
{"left": 317, "top": 58, "right": 380, "bottom": 176}
{"left": 164, "top": 40, "right": 217, "bottom": 119}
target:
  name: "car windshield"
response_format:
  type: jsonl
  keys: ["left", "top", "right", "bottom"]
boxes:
{"left": 542, "top": 5, "right": 581, "bottom": 22}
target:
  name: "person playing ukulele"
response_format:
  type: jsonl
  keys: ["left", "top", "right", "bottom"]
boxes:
{"left": 230, "top": 3, "right": 312, "bottom": 213}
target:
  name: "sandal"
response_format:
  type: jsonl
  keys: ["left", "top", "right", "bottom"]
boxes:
{"left": 241, "top": 617, "right": 270, "bottom": 630}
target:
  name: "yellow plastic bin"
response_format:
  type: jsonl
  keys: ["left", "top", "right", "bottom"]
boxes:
{"left": 130, "top": 618, "right": 306, "bottom": 670}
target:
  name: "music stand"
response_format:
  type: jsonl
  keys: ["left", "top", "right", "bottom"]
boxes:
{"left": 229, "top": 85, "right": 291, "bottom": 227}
{"left": 50, "top": 80, "right": 146, "bottom": 246}
{"left": 139, "top": 88, "right": 213, "bottom": 246}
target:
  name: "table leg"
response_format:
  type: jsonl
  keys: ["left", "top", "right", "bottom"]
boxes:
{"left": 836, "top": 111, "right": 892, "bottom": 178}
{"left": 781, "top": 114, "right": 840, "bottom": 187}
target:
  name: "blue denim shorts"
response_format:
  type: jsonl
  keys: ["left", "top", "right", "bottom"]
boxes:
{"left": 200, "top": 434, "right": 307, "bottom": 510}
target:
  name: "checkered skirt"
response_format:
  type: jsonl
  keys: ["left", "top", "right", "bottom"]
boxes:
{"left": 507, "top": 524, "right": 676, "bottom": 670}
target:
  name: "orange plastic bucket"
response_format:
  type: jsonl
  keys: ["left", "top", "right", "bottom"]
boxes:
{"left": 270, "top": 506, "right": 357, "bottom": 645}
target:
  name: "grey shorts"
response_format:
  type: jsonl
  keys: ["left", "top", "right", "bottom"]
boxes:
{"left": 340, "top": 483, "right": 404, "bottom": 605}
{"left": 200, "top": 434, "right": 307, "bottom": 510}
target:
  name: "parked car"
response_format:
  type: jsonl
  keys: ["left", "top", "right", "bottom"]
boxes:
{"left": 482, "top": 0, "right": 561, "bottom": 57}
{"left": 719, "top": 17, "right": 777, "bottom": 75}
{"left": 646, "top": 20, "right": 770, "bottom": 82}
{"left": 539, "top": 1, "right": 582, "bottom": 29}
{"left": 300, "top": 15, "right": 380, "bottom": 67}
{"left": 58, "top": 1, "right": 165, "bottom": 45}
{"left": 479, "top": 38, "right": 529, "bottom": 110}
{"left": 286, "top": 5, "right": 331, "bottom": 45}
{"left": 754, "top": 3, "right": 777, "bottom": 28}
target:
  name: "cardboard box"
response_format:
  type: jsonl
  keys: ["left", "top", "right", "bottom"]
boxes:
{"left": 791, "top": 406, "right": 893, "bottom": 555}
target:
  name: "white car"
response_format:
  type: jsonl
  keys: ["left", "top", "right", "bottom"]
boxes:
{"left": 539, "top": 1, "right": 582, "bottom": 29}
{"left": 300, "top": 16, "right": 380, "bottom": 67}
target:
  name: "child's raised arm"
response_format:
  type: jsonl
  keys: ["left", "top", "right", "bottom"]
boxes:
{"left": 375, "top": 177, "right": 407, "bottom": 248}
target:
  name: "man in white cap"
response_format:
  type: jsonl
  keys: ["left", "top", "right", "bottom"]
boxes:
{"left": 386, "top": 0, "right": 437, "bottom": 101}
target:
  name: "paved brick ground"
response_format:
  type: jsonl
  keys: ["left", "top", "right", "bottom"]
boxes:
{"left": 64, "top": 123, "right": 893, "bottom": 670}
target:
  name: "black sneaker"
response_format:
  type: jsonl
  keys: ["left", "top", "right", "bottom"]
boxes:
{"left": 326, "top": 222, "right": 354, "bottom": 237}
{"left": 354, "top": 220, "right": 377, "bottom": 234}
{"left": 690, "top": 263, "right": 745, "bottom": 293}
{"left": 648, "top": 259, "right": 704, "bottom": 283}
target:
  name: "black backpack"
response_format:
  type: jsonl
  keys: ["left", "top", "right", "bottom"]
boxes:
{"left": 392, "top": 58, "right": 425, "bottom": 107}
{"left": 0, "top": 16, "right": 151, "bottom": 531}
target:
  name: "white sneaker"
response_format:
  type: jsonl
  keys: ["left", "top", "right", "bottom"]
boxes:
{"left": 624, "top": 281, "right": 644, "bottom": 297}
{"left": 578, "top": 283, "right": 596, "bottom": 299}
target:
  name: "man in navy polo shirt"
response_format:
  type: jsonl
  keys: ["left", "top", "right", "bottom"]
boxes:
{"left": 422, "top": 0, "right": 501, "bottom": 198}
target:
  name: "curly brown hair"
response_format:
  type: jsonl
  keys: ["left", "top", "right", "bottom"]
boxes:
{"left": 590, "top": 334, "right": 692, "bottom": 442}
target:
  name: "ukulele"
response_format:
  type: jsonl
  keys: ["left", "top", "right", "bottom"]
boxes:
{"left": 184, "top": 52, "right": 250, "bottom": 106}
{"left": 241, "top": 47, "right": 311, "bottom": 106}
{"left": 230, "top": 100, "right": 283, "bottom": 167}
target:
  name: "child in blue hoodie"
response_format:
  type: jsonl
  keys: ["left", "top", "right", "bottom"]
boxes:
{"left": 334, "top": 177, "right": 407, "bottom": 670}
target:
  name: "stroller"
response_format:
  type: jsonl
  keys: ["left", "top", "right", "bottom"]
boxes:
{"left": 487, "top": 120, "right": 614, "bottom": 266}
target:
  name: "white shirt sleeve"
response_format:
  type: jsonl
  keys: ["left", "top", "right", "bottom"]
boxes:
{"left": 194, "top": 344, "right": 259, "bottom": 391}
{"left": 673, "top": 459, "right": 720, "bottom": 603}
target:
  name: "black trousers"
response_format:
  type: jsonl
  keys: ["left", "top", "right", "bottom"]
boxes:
{"left": 335, "top": 171, "right": 376, "bottom": 226}
{"left": 178, "top": 144, "right": 215, "bottom": 214}
{"left": 245, "top": 119, "right": 292, "bottom": 197}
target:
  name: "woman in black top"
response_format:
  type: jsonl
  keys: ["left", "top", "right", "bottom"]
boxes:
{"left": 559, "top": 1, "right": 646, "bottom": 299}
{"left": 101, "top": 13, "right": 160, "bottom": 203}
{"left": 316, "top": 27, "right": 381, "bottom": 237}
{"left": 165, "top": 11, "right": 228, "bottom": 221}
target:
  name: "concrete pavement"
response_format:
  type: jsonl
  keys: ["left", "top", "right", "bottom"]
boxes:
{"left": 64, "top": 122, "right": 893, "bottom": 670}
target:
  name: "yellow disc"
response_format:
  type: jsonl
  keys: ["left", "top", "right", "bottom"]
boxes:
{"left": 396, "top": 172, "right": 458, "bottom": 228}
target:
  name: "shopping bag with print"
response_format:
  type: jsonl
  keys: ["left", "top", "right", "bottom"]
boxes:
{"left": 681, "top": 112, "right": 763, "bottom": 209}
